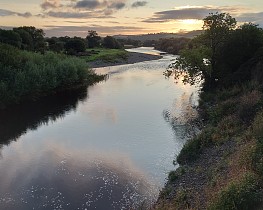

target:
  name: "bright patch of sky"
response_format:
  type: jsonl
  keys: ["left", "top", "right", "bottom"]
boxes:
{"left": 0, "top": 0, "right": 263, "bottom": 37}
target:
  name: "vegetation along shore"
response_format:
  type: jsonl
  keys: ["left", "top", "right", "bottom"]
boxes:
{"left": 0, "top": 27, "right": 162, "bottom": 109}
{"left": 154, "top": 13, "right": 263, "bottom": 209}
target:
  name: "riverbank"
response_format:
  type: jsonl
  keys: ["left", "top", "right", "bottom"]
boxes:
{"left": 88, "top": 51, "right": 162, "bottom": 68}
{"left": 154, "top": 83, "right": 263, "bottom": 209}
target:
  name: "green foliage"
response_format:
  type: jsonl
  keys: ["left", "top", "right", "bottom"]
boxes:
{"left": 169, "top": 13, "right": 239, "bottom": 89}
{"left": 0, "top": 43, "right": 99, "bottom": 108}
{"left": 0, "top": 29, "right": 22, "bottom": 48}
{"left": 170, "top": 45, "right": 211, "bottom": 85}
{"left": 177, "top": 127, "right": 214, "bottom": 164}
{"left": 217, "top": 23, "right": 263, "bottom": 86}
{"left": 84, "top": 48, "right": 128, "bottom": 63}
{"left": 13, "top": 28, "right": 34, "bottom": 50}
{"left": 168, "top": 167, "right": 186, "bottom": 182}
{"left": 209, "top": 172, "right": 261, "bottom": 210}
{"left": 14, "top": 26, "right": 46, "bottom": 52}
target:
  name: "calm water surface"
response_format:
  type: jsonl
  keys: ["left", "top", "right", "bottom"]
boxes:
{"left": 0, "top": 47, "right": 199, "bottom": 209}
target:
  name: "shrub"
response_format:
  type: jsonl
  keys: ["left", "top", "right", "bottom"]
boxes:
{"left": 209, "top": 172, "right": 261, "bottom": 210}
{"left": 177, "top": 127, "right": 215, "bottom": 164}
{"left": 0, "top": 43, "right": 99, "bottom": 108}
{"left": 238, "top": 90, "right": 262, "bottom": 123}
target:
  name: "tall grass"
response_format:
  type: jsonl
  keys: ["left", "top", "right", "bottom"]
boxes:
{"left": 0, "top": 43, "right": 102, "bottom": 108}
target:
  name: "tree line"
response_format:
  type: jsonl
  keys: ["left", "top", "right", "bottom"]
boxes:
{"left": 0, "top": 27, "right": 123, "bottom": 55}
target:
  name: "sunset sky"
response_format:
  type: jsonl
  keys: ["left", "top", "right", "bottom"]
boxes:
{"left": 1, "top": 0, "right": 263, "bottom": 37}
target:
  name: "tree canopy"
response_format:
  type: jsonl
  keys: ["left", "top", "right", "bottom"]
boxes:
{"left": 169, "top": 13, "right": 261, "bottom": 89}
{"left": 86, "top": 30, "right": 101, "bottom": 48}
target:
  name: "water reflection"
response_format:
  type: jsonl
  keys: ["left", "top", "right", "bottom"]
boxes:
{"left": 0, "top": 48, "right": 199, "bottom": 209}
{"left": 0, "top": 87, "right": 88, "bottom": 145}
{"left": 0, "top": 145, "right": 157, "bottom": 210}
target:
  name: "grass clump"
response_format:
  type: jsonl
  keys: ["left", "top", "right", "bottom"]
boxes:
{"left": 83, "top": 48, "right": 128, "bottom": 63}
{"left": 209, "top": 172, "right": 261, "bottom": 210}
{"left": 0, "top": 43, "right": 103, "bottom": 108}
{"left": 177, "top": 126, "right": 215, "bottom": 164}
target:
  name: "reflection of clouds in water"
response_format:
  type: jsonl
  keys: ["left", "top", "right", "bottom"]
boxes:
{"left": 0, "top": 143, "right": 158, "bottom": 210}
{"left": 80, "top": 104, "right": 118, "bottom": 124}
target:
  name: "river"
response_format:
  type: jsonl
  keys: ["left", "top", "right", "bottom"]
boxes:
{"left": 0, "top": 47, "right": 199, "bottom": 210}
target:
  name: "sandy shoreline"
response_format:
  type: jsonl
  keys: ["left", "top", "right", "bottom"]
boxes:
{"left": 88, "top": 51, "right": 163, "bottom": 68}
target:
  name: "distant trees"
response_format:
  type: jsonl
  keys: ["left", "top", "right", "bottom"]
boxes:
{"left": 103, "top": 36, "right": 122, "bottom": 49}
{"left": 86, "top": 30, "right": 101, "bottom": 48}
{"left": 0, "top": 26, "right": 45, "bottom": 52}
{"left": 64, "top": 38, "right": 86, "bottom": 55}
{"left": 117, "top": 38, "right": 142, "bottom": 47}
{"left": 155, "top": 37, "right": 190, "bottom": 54}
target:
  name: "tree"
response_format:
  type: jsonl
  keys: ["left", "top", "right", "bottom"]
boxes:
{"left": 14, "top": 26, "right": 46, "bottom": 52}
{"left": 86, "top": 30, "right": 101, "bottom": 48}
{"left": 170, "top": 13, "right": 237, "bottom": 89}
{"left": 0, "top": 29, "right": 22, "bottom": 48}
{"left": 216, "top": 23, "right": 263, "bottom": 86}
{"left": 65, "top": 38, "right": 86, "bottom": 55}
{"left": 203, "top": 13, "right": 236, "bottom": 75}
{"left": 103, "top": 36, "right": 122, "bottom": 49}
{"left": 13, "top": 28, "right": 33, "bottom": 50}
{"left": 46, "top": 37, "right": 64, "bottom": 53}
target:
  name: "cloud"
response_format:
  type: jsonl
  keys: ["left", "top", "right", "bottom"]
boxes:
{"left": 46, "top": 11, "right": 93, "bottom": 18}
{"left": 74, "top": 0, "right": 126, "bottom": 10}
{"left": 236, "top": 12, "right": 263, "bottom": 27}
{"left": 75, "top": 0, "right": 103, "bottom": 9}
{"left": 0, "top": 9, "right": 32, "bottom": 18}
{"left": 109, "top": 2, "right": 125, "bottom": 10}
{"left": 143, "top": 6, "right": 221, "bottom": 23}
{"left": 44, "top": 25, "right": 147, "bottom": 37}
{"left": 41, "top": 0, "right": 61, "bottom": 10}
{"left": 41, "top": 0, "right": 127, "bottom": 18}
{"left": 131, "top": 1, "right": 147, "bottom": 8}
{"left": 237, "top": 12, "right": 263, "bottom": 22}
{"left": 45, "top": 10, "right": 115, "bottom": 18}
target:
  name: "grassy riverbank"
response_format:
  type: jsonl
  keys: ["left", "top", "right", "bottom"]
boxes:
{"left": 0, "top": 43, "right": 104, "bottom": 109}
{"left": 83, "top": 48, "right": 128, "bottom": 63}
{"left": 154, "top": 82, "right": 263, "bottom": 209}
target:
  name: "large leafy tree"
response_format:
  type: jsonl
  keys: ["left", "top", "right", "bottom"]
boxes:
{"left": 13, "top": 28, "right": 33, "bottom": 50}
{"left": 171, "top": 13, "right": 237, "bottom": 89}
{"left": 14, "top": 26, "right": 45, "bottom": 52}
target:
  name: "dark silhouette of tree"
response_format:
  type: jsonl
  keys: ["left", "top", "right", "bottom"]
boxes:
{"left": 65, "top": 38, "right": 86, "bottom": 55}
{"left": 14, "top": 26, "right": 46, "bottom": 52}
{"left": 170, "top": 13, "right": 237, "bottom": 89}
{"left": 13, "top": 28, "right": 33, "bottom": 50}
{"left": 86, "top": 30, "right": 101, "bottom": 48}
{"left": 103, "top": 36, "right": 122, "bottom": 49}
{"left": 46, "top": 37, "right": 65, "bottom": 53}
{"left": 0, "top": 29, "right": 21, "bottom": 48}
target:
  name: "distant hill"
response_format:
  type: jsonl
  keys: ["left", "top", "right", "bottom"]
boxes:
{"left": 113, "top": 30, "right": 202, "bottom": 41}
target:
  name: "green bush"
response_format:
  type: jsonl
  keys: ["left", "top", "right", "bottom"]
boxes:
{"left": 177, "top": 127, "right": 215, "bottom": 164}
{"left": 209, "top": 172, "right": 261, "bottom": 210}
{"left": 0, "top": 43, "right": 100, "bottom": 108}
